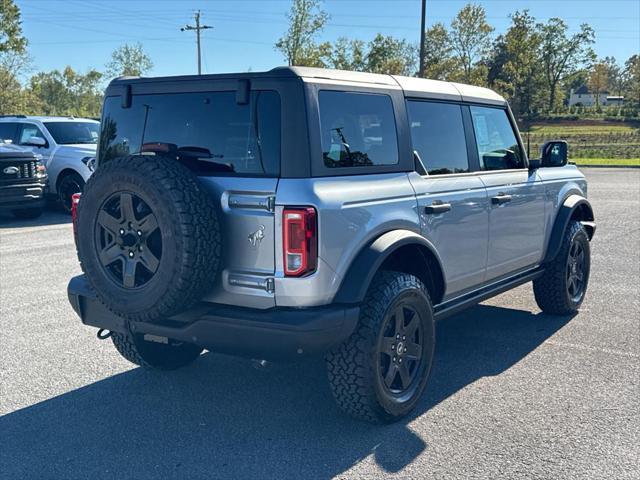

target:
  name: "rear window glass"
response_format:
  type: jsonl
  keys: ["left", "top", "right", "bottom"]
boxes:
{"left": 99, "top": 91, "right": 281, "bottom": 176}
{"left": 319, "top": 91, "right": 398, "bottom": 168}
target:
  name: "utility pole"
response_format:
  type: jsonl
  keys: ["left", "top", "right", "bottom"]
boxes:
{"left": 181, "top": 11, "right": 212, "bottom": 75}
{"left": 418, "top": 0, "right": 426, "bottom": 78}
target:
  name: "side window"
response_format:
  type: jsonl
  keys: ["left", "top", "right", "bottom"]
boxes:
{"left": 319, "top": 91, "right": 398, "bottom": 168}
{"left": 18, "top": 124, "right": 46, "bottom": 145}
{"left": 470, "top": 106, "right": 524, "bottom": 170}
{"left": 406, "top": 101, "right": 469, "bottom": 175}
{"left": 0, "top": 122, "right": 19, "bottom": 144}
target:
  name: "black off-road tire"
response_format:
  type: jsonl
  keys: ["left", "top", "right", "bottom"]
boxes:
{"left": 111, "top": 331, "right": 203, "bottom": 370}
{"left": 11, "top": 207, "right": 43, "bottom": 219}
{"left": 534, "top": 220, "right": 591, "bottom": 315}
{"left": 326, "top": 271, "right": 435, "bottom": 423}
{"left": 76, "top": 155, "right": 222, "bottom": 322}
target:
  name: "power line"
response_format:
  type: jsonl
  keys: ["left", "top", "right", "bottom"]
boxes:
{"left": 419, "top": 0, "right": 426, "bottom": 78}
{"left": 181, "top": 11, "right": 213, "bottom": 75}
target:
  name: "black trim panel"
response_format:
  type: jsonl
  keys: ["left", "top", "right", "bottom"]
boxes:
{"left": 434, "top": 267, "right": 545, "bottom": 321}
{"left": 68, "top": 275, "right": 359, "bottom": 360}
{"left": 543, "top": 194, "right": 595, "bottom": 263}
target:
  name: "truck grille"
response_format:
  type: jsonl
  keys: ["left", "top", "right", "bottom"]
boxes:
{"left": 1, "top": 160, "right": 37, "bottom": 180}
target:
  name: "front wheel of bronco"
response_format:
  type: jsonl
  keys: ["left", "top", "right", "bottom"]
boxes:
{"left": 111, "top": 331, "right": 203, "bottom": 370}
{"left": 326, "top": 271, "right": 435, "bottom": 423}
{"left": 533, "top": 220, "right": 591, "bottom": 315}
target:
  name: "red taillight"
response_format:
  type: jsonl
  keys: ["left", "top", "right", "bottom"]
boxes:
{"left": 283, "top": 207, "right": 317, "bottom": 277}
{"left": 71, "top": 193, "right": 81, "bottom": 244}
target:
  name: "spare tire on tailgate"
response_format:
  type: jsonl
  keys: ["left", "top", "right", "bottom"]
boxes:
{"left": 76, "top": 155, "right": 222, "bottom": 322}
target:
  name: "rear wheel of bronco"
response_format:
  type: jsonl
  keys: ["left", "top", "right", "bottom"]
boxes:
{"left": 111, "top": 331, "right": 203, "bottom": 370}
{"left": 533, "top": 220, "right": 591, "bottom": 315}
{"left": 76, "top": 155, "right": 222, "bottom": 321}
{"left": 326, "top": 271, "right": 435, "bottom": 423}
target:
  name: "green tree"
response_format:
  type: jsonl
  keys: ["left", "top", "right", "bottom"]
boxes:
{"left": 28, "top": 67, "right": 103, "bottom": 117}
{"left": 366, "top": 34, "right": 416, "bottom": 76}
{"left": 328, "top": 37, "right": 366, "bottom": 71}
{"left": 0, "top": 0, "right": 30, "bottom": 115}
{"left": 0, "top": 0, "right": 26, "bottom": 54}
{"left": 622, "top": 54, "right": 640, "bottom": 108}
{"left": 421, "top": 23, "right": 459, "bottom": 80}
{"left": 275, "top": 0, "right": 329, "bottom": 66}
{"left": 539, "top": 19, "right": 595, "bottom": 110}
{"left": 602, "top": 56, "right": 623, "bottom": 97}
{"left": 487, "top": 11, "right": 543, "bottom": 118}
{"left": 587, "top": 61, "right": 609, "bottom": 107}
{"left": 450, "top": 4, "right": 494, "bottom": 84}
{"left": 106, "top": 42, "right": 153, "bottom": 79}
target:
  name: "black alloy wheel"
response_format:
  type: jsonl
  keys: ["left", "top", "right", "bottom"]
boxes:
{"left": 58, "top": 173, "right": 85, "bottom": 213}
{"left": 566, "top": 237, "right": 587, "bottom": 303}
{"left": 378, "top": 303, "right": 425, "bottom": 398}
{"left": 95, "top": 191, "right": 162, "bottom": 289}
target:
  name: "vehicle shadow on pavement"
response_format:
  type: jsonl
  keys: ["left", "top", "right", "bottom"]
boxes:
{"left": 0, "top": 210, "right": 71, "bottom": 229}
{"left": 0, "top": 304, "right": 573, "bottom": 479}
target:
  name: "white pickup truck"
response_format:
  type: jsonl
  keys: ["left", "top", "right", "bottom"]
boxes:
{"left": 0, "top": 115, "right": 99, "bottom": 212}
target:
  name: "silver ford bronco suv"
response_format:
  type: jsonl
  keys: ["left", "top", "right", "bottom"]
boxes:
{"left": 68, "top": 67, "right": 595, "bottom": 423}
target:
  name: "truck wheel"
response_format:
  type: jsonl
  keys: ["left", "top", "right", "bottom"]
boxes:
{"left": 111, "top": 331, "right": 203, "bottom": 370}
{"left": 326, "top": 271, "right": 435, "bottom": 423}
{"left": 76, "top": 155, "right": 222, "bottom": 322}
{"left": 534, "top": 220, "right": 591, "bottom": 315}
{"left": 11, "top": 208, "right": 43, "bottom": 219}
{"left": 58, "top": 172, "right": 85, "bottom": 214}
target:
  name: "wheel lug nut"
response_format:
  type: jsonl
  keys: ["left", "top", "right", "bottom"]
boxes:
{"left": 398, "top": 358, "right": 403, "bottom": 363}
{"left": 138, "top": 245, "right": 143, "bottom": 251}
{"left": 392, "top": 356, "right": 396, "bottom": 362}
{"left": 402, "top": 336, "right": 406, "bottom": 340}
{"left": 391, "top": 344, "right": 395, "bottom": 350}
{"left": 119, "top": 228, "right": 125, "bottom": 235}
{"left": 396, "top": 334, "right": 400, "bottom": 339}
{"left": 137, "top": 230, "right": 142, "bottom": 236}
{"left": 128, "top": 251, "right": 134, "bottom": 258}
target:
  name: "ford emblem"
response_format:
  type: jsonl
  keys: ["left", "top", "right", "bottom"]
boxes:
{"left": 3, "top": 166, "right": 19, "bottom": 175}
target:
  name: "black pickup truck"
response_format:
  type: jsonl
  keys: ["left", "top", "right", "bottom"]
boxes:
{"left": 0, "top": 144, "right": 48, "bottom": 219}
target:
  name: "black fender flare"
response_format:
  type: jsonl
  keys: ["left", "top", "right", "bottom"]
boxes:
{"left": 543, "top": 194, "right": 595, "bottom": 263}
{"left": 333, "top": 229, "right": 446, "bottom": 305}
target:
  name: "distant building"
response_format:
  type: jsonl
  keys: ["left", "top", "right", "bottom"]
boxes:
{"left": 569, "top": 85, "right": 624, "bottom": 107}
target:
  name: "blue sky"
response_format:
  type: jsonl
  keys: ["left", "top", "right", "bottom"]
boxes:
{"left": 16, "top": 0, "right": 640, "bottom": 79}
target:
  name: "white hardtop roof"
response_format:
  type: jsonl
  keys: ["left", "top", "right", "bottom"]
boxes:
{"left": 284, "top": 67, "right": 506, "bottom": 106}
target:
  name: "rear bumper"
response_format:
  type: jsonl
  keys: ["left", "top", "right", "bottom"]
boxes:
{"left": 67, "top": 275, "right": 360, "bottom": 360}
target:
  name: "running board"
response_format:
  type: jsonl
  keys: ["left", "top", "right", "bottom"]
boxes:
{"left": 433, "top": 268, "right": 545, "bottom": 322}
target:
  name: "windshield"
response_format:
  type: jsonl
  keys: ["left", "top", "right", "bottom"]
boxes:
{"left": 44, "top": 122, "right": 100, "bottom": 145}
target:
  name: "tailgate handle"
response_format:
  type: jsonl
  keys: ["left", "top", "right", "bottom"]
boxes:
{"left": 424, "top": 202, "right": 451, "bottom": 214}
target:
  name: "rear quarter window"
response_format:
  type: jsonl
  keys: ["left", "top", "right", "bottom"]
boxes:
{"left": 99, "top": 90, "right": 281, "bottom": 176}
{"left": 318, "top": 91, "right": 399, "bottom": 168}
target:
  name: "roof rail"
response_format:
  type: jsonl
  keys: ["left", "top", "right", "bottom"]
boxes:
{"left": 0, "top": 114, "right": 27, "bottom": 118}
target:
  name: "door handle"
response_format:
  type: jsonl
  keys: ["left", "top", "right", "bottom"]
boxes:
{"left": 424, "top": 202, "right": 452, "bottom": 214}
{"left": 491, "top": 193, "right": 512, "bottom": 205}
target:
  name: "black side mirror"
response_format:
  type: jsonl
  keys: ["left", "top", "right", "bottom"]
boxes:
{"left": 540, "top": 140, "right": 568, "bottom": 167}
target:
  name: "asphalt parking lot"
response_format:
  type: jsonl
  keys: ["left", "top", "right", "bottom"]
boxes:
{"left": 0, "top": 168, "right": 638, "bottom": 479}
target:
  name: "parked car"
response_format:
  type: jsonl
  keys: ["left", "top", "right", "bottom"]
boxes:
{"left": 0, "top": 115, "right": 98, "bottom": 212}
{"left": 0, "top": 143, "right": 48, "bottom": 219}
{"left": 67, "top": 67, "right": 595, "bottom": 423}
